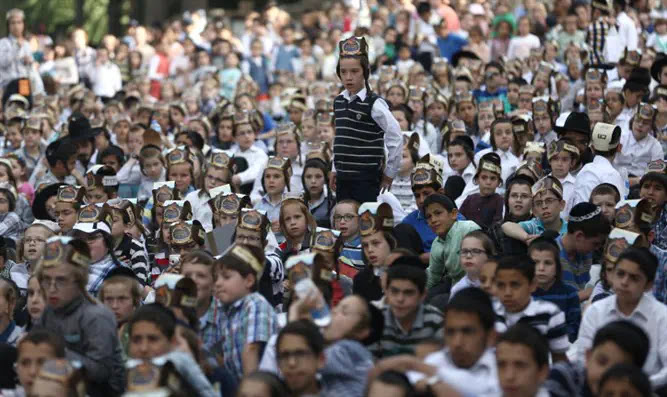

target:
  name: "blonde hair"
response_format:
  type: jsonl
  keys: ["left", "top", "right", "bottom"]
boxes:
{"left": 279, "top": 200, "right": 316, "bottom": 247}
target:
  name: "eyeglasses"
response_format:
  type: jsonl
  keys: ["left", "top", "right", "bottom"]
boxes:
{"left": 534, "top": 197, "right": 558, "bottom": 207}
{"left": 40, "top": 276, "right": 73, "bottom": 291}
{"left": 277, "top": 349, "right": 314, "bottom": 363}
{"left": 458, "top": 248, "right": 487, "bottom": 257}
{"left": 25, "top": 237, "right": 46, "bottom": 245}
{"left": 333, "top": 214, "right": 357, "bottom": 222}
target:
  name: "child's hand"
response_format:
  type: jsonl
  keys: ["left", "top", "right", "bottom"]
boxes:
{"left": 329, "top": 172, "right": 337, "bottom": 192}
{"left": 380, "top": 175, "right": 393, "bottom": 193}
{"left": 525, "top": 234, "right": 540, "bottom": 244}
{"left": 271, "top": 220, "right": 281, "bottom": 233}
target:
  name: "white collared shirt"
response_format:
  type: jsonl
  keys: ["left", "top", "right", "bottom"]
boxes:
{"left": 570, "top": 293, "right": 667, "bottom": 388}
{"left": 230, "top": 144, "right": 269, "bottom": 185}
{"left": 249, "top": 156, "right": 304, "bottom": 205}
{"left": 408, "top": 348, "right": 501, "bottom": 396}
{"left": 185, "top": 189, "right": 213, "bottom": 233}
{"left": 474, "top": 147, "right": 519, "bottom": 192}
{"left": 554, "top": 172, "right": 576, "bottom": 220}
{"left": 89, "top": 61, "right": 122, "bottom": 98}
{"left": 573, "top": 155, "right": 626, "bottom": 206}
{"left": 332, "top": 88, "right": 403, "bottom": 178}
{"left": 615, "top": 131, "right": 663, "bottom": 177}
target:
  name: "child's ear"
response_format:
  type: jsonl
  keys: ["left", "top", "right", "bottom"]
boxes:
{"left": 244, "top": 273, "right": 257, "bottom": 291}
{"left": 558, "top": 199, "right": 565, "bottom": 212}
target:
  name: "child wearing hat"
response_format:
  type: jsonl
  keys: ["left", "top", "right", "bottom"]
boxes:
{"left": 532, "top": 97, "right": 558, "bottom": 145}
{"left": 573, "top": 123, "right": 626, "bottom": 205}
{"left": 459, "top": 153, "right": 504, "bottom": 229}
{"left": 615, "top": 103, "right": 663, "bottom": 186}
{"left": 548, "top": 139, "right": 579, "bottom": 218}
{"left": 639, "top": 161, "right": 667, "bottom": 250}
{"left": 331, "top": 37, "right": 402, "bottom": 204}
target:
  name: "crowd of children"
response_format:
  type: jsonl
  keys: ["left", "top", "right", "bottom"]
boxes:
{"left": 3, "top": 1, "right": 667, "bottom": 396}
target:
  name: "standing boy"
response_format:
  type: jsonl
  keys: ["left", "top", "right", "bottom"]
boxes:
{"left": 330, "top": 37, "right": 402, "bottom": 204}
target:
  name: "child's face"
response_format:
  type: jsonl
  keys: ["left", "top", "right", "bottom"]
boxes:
{"left": 361, "top": 230, "right": 392, "bottom": 267}
{"left": 168, "top": 163, "right": 192, "bottom": 193}
{"left": 427, "top": 102, "right": 448, "bottom": 125}
{"left": 24, "top": 128, "right": 41, "bottom": 147}
{"left": 447, "top": 145, "right": 470, "bottom": 173}
{"left": 41, "top": 262, "right": 81, "bottom": 310}
{"left": 459, "top": 237, "right": 489, "bottom": 280}
{"left": 264, "top": 169, "right": 286, "bottom": 196}
{"left": 414, "top": 186, "right": 438, "bottom": 212}
{"left": 399, "top": 147, "right": 414, "bottom": 174}
{"left": 425, "top": 203, "right": 457, "bottom": 237}
{"left": 0, "top": 192, "right": 9, "bottom": 214}
{"left": 531, "top": 249, "right": 558, "bottom": 289}
{"left": 443, "top": 309, "right": 491, "bottom": 368}
{"left": 391, "top": 110, "right": 409, "bottom": 131}
{"left": 586, "top": 83, "right": 604, "bottom": 102}
{"left": 624, "top": 89, "right": 644, "bottom": 107}
{"left": 398, "top": 46, "right": 411, "bottom": 60}
{"left": 614, "top": 259, "right": 651, "bottom": 307}
{"left": 334, "top": 203, "right": 359, "bottom": 238}
{"left": 288, "top": 108, "right": 304, "bottom": 124}
{"left": 533, "top": 114, "right": 551, "bottom": 134}
{"left": 87, "top": 187, "right": 110, "bottom": 204}
{"left": 458, "top": 102, "right": 476, "bottom": 124}
{"left": 549, "top": 152, "right": 573, "bottom": 179}
{"left": 111, "top": 210, "right": 126, "bottom": 238}
{"left": 339, "top": 57, "right": 365, "bottom": 94}
{"left": 8, "top": 158, "right": 23, "bottom": 181}
{"left": 278, "top": 333, "right": 323, "bottom": 395}
{"left": 591, "top": 193, "right": 617, "bottom": 223}
{"left": 127, "top": 131, "right": 144, "bottom": 155}
{"left": 640, "top": 180, "right": 667, "bottom": 209}
{"left": 301, "top": 119, "right": 316, "bottom": 141}
{"left": 508, "top": 184, "right": 533, "bottom": 218}
{"left": 282, "top": 203, "right": 307, "bottom": 240}
{"left": 27, "top": 277, "right": 45, "bottom": 321}
{"left": 387, "top": 87, "right": 405, "bottom": 106}
{"left": 318, "top": 124, "right": 334, "bottom": 144}
{"left": 102, "top": 155, "right": 121, "bottom": 173}
{"left": 573, "top": 231, "right": 606, "bottom": 255}
{"left": 479, "top": 260, "right": 498, "bottom": 296}
{"left": 23, "top": 226, "right": 50, "bottom": 263}
{"left": 496, "top": 342, "right": 548, "bottom": 397}
{"left": 586, "top": 341, "right": 635, "bottom": 395}
{"left": 386, "top": 278, "right": 424, "bottom": 321}
{"left": 478, "top": 110, "right": 495, "bottom": 132}
{"left": 477, "top": 170, "right": 500, "bottom": 196}
{"left": 214, "top": 268, "right": 254, "bottom": 304}
{"left": 276, "top": 133, "right": 299, "bottom": 159}
{"left": 304, "top": 167, "right": 325, "bottom": 197}
{"left": 493, "top": 122, "right": 514, "bottom": 151}
{"left": 143, "top": 157, "right": 163, "bottom": 180}
{"left": 114, "top": 121, "right": 130, "bottom": 143}
{"left": 16, "top": 340, "right": 57, "bottom": 392}
{"left": 632, "top": 117, "right": 652, "bottom": 141}
{"left": 533, "top": 190, "right": 564, "bottom": 225}
{"left": 181, "top": 262, "right": 214, "bottom": 305}
{"left": 235, "top": 123, "right": 256, "bottom": 151}
{"left": 495, "top": 268, "right": 536, "bottom": 313}
{"left": 54, "top": 202, "right": 77, "bottom": 233}
{"left": 0, "top": 166, "right": 11, "bottom": 183}
{"left": 128, "top": 320, "right": 172, "bottom": 360}
{"left": 102, "top": 282, "right": 135, "bottom": 324}
{"left": 507, "top": 84, "right": 520, "bottom": 105}
{"left": 218, "top": 120, "right": 234, "bottom": 142}
{"left": 6, "top": 127, "right": 22, "bottom": 148}
{"left": 205, "top": 166, "right": 228, "bottom": 191}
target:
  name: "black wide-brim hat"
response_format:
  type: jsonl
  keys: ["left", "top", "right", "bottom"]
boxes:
{"left": 651, "top": 55, "right": 667, "bottom": 82}
{"left": 451, "top": 50, "right": 480, "bottom": 68}
{"left": 554, "top": 111, "right": 591, "bottom": 136}
{"left": 32, "top": 182, "right": 66, "bottom": 221}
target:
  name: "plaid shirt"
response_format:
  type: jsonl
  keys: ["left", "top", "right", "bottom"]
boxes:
{"left": 220, "top": 292, "right": 277, "bottom": 381}
{"left": 0, "top": 212, "right": 23, "bottom": 243}
{"left": 199, "top": 298, "right": 224, "bottom": 353}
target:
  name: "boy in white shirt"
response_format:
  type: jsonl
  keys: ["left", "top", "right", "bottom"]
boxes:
{"left": 547, "top": 139, "right": 579, "bottom": 219}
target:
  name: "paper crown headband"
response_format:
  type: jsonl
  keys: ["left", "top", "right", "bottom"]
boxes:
{"left": 532, "top": 96, "right": 549, "bottom": 114}
{"left": 311, "top": 227, "right": 341, "bottom": 253}
{"left": 162, "top": 200, "right": 193, "bottom": 225}
{"left": 57, "top": 185, "right": 86, "bottom": 204}
{"left": 615, "top": 199, "right": 656, "bottom": 232}
{"left": 222, "top": 243, "right": 264, "bottom": 276}
{"left": 339, "top": 36, "right": 369, "bottom": 57}
{"left": 209, "top": 191, "right": 250, "bottom": 217}
{"left": 604, "top": 228, "right": 646, "bottom": 264}
{"left": 358, "top": 202, "right": 394, "bottom": 237}
{"left": 208, "top": 150, "right": 236, "bottom": 173}
{"left": 238, "top": 208, "right": 269, "bottom": 234}
{"left": 164, "top": 146, "right": 194, "bottom": 167}
{"left": 154, "top": 274, "right": 198, "bottom": 309}
{"left": 85, "top": 165, "right": 118, "bottom": 190}
{"left": 39, "top": 236, "right": 90, "bottom": 269}
{"left": 152, "top": 181, "right": 181, "bottom": 207}
{"left": 532, "top": 176, "right": 564, "bottom": 199}
{"left": 547, "top": 140, "right": 580, "bottom": 161}
{"left": 516, "top": 159, "right": 544, "bottom": 183}
{"left": 107, "top": 198, "right": 137, "bottom": 226}
{"left": 77, "top": 203, "right": 113, "bottom": 227}
{"left": 169, "top": 220, "right": 205, "bottom": 247}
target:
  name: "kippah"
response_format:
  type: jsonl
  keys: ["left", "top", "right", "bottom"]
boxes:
{"left": 569, "top": 202, "right": 602, "bottom": 222}
{"left": 444, "top": 175, "right": 466, "bottom": 201}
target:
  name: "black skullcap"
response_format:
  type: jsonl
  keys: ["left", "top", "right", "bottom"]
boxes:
{"left": 423, "top": 193, "right": 457, "bottom": 211}
{"left": 444, "top": 175, "right": 466, "bottom": 201}
{"left": 569, "top": 202, "right": 602, "bottom": 223}
{"left": 390, "top": 253, "right": 427, "bottom": 269}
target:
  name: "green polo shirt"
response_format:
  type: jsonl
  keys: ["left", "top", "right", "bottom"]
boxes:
{"left": 427, "top": 220, "right": 481, "bottom": 288}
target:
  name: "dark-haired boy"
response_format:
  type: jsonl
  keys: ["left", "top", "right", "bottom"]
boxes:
{"left": 277, "top": 320, "right": 327, "bottom": 397}
{"left": 493, "top": 255, "right": 570, "bottom": 362}
{"left": 12, "top": 330, "right": 66, "bottom": 396}
{"left": 557, "top": 202, "right": 612, "bottom": 301}
{"left": 31, "top": 137, "right": 79, "bottom": 190}
{"left": 369, "top": 265, "right": 443, "bottom": 358}
{"left": 496, "top": 324, "right": 550, "bottom": 397}
{"left": 546, "top": 320, "right": 651, "bottom": 396}
{"left": 639, "top": 161, "right": 667, "bottom": 250}
{"left": 214, "top": 244, "right": 278, "bottom": 382}
{"left": 571, "top": 247, "right": 667, "bottom": 389}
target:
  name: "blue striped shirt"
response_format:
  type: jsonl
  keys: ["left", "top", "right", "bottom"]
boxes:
{"left": 533, "top": 281, "right": 582, "bottom": 342}
{"left": 340, "top": 234, "right": 364, "bottom": 270}
{"left": 556, "top": 235, "right": 593, "bottom": 290}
